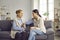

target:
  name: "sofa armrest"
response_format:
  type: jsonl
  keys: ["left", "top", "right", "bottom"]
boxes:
{"left": 46, "top": 28, "right": 54, "bottom": 35}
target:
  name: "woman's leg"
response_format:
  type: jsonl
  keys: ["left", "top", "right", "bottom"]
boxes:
{"left": 28, "top": 29, "right": 44, "bottom": 40}
{"left": 32, "top": 35, "right": 35, "bottom": 40}
{"left": 32, "top": 29, "right": 44, "bottom": 35}
{"left": 28, "top": 30, "right": 36, "bottom": 40}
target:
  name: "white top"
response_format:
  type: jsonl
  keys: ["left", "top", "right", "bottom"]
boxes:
{"left": 33, "top": 17, "right": 46, "bottom": 33}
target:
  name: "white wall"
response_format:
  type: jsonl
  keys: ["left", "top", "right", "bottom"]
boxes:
{"left": 0, "top": 0, "right": 33, "bottom": 22}
{"left": 54, "top": 0, "right": 60, "bottom": 9}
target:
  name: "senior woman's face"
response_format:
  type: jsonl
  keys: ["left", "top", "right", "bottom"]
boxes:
{"left": 17, "top": 11, "right": 23, "bottom": 18}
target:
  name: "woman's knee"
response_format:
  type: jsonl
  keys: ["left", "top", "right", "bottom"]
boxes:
{"left": 30, "top": 30, "right": 36, "bottom": 35}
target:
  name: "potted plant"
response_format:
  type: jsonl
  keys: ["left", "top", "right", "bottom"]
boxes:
{"left": 43, "top": 12, "right": 49, "bottom": 20}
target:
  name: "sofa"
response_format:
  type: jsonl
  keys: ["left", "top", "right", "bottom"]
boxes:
{"left": 0, "top": 20, "right": 13, "bottom": 40}
{"left": 0, "top": 20, "right": 54, "bottom": 40}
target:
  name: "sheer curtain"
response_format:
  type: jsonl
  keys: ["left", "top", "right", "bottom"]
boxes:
{"left": 39, "top": 0, "right": 47, "bottom": 20}
{"left": 48, "top": 0, "right": 54, "bottom": 20}
{"left": 33, "top": 0, "right": 54, "bottom": 20}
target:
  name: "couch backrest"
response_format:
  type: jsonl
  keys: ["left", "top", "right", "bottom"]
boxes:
{"left": 0, "top": 20, "right": 13, "bottom": 31}
{"left": 0, "top": 20, "right": 52, "bottom": 31}
{"left": 26, "top": 20, "right": 52, "bottom": 29}
{"left": 44, "top": 21, "right": 52, "bottom": 29}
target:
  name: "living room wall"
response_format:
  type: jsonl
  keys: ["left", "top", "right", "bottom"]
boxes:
{"left": 0, "top": 0, "right": 33, "bottom": 22}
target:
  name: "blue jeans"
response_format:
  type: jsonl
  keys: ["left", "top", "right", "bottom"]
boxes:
{"left": 28, "top": 29, "right": 44, "bottom": 40}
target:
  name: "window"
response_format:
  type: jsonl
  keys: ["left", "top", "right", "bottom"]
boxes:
{"left": 33, "top": 0, "right": 54, "bottom": 20}
{"left": 48, "top": 0, "right": 54, "bottom": 20}
{"left": 39, "top": 0, "right": 47, "bottom": 19}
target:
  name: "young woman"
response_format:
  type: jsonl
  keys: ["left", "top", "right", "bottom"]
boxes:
{"left": 28, "top": 9, "right": 46, "bottom": 40}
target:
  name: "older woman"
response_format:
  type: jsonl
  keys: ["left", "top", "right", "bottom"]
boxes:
{"left": 11, "top": 9, "right": 25, "bottom": 39}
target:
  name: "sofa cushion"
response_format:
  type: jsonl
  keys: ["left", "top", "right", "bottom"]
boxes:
{"left": 44, "top": 21, "right": 52, "bottom": 29}
{"left": 0, "top": 20, "right": 13, "bottom": 31}
{"left": 35, "top": 34, "right": 47, "bottom": 39}
{"left": 0, "top": 31, "right": 11, "bottom": 38}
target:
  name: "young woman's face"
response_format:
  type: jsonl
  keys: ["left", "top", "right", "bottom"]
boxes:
{"left": 17, "top": 11, "right": 23, "bottom": 18}
{"left": 32, "top": 12, "right": 37, "bottom": 18}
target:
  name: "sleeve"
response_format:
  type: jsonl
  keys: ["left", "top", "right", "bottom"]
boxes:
{"left": 12, "top": 21, "right": 24, "bottom": 31}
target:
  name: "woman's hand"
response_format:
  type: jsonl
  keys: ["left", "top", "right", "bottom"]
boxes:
{"left": 21, "top": 23, "right": 26, "bottom": 28}
{"left": 30, "top": 27, "right": 40, "bottom": 30}
{"left": 30, "top": 27, "right": 36, "bottom": 30}
{"left": 21, "top": 23, "right": 25, "bottom": 27}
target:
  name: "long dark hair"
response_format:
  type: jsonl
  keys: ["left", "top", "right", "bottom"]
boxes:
{"left": 32, "top": 9, "right": 41, "bottom": 17}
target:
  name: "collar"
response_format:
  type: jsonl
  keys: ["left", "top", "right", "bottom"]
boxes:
{"left": 15, "top": 17, "right": 22, "bottom": 21}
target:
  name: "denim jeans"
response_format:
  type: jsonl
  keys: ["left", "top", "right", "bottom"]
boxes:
{"left": 28, "top": 29, "right": 44, "bottom": 40}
